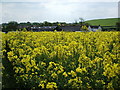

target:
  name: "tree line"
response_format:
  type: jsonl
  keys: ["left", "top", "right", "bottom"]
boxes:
{"left": 1, "top": 20, "right": 120, "bottom": 32}
{"left": 2, "top": 19, "right": 89, "bottom": 32}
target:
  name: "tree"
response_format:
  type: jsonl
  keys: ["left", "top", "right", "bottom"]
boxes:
{"left": 26, "top": 22, "right": 31, "bottom": 26}
{"left": 54, "top": 23, "right": 62, "bottom": 31}
{"left": 5, "top": 21, "right": 18, "bottom": 33}
{"left": 79, "top": 18, "right": 85, "bottom": 26}
{"left": 43, "top": 21, "right": 52, "bottom": 26}
{"left": 81, "top": 25, "right": 88, "bottom": 31}
{"left": 32, "top": 22, "right": 40, "bottom": 26}
{"left": 22, "top": 28, "right": 27, "bottom": 32}
{"left": 116, "top": 22, "right": 120, "bottom": 31}
{"left": 2, "top": 23, "right": 8, "bottom": 32}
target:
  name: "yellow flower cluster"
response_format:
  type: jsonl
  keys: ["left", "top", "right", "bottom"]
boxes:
{"left": 2, "top": 31, "right": 120, "bottom": 89}
{"left": 46, "top": 82, "right": 57, "bottom": 89}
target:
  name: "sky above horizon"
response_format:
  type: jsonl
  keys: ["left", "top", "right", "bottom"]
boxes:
{"left": 0, "top": 0, "right": 119, "bottom": 23}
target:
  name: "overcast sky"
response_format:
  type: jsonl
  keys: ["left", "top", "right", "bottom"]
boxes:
{"left": 0, "top": 0, "right": 119, "bottom": 23}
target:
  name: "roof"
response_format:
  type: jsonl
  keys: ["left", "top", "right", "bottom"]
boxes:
{"left": 31, "top": 26, "right": 81, "bottom": 31}
{"left": 31, "top": 26, "right": 57, "bottom": 31}
{"left": 89, "top": 26, "right": 101, "bottom": 28}
{"left": 61, "top": 26, "right": 81, "bottom": 31}
{"left": 31, "top": 26, "right": 57, "bottom": 29}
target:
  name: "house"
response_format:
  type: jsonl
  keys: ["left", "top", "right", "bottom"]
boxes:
{"left": 31, "top": 26, "right": 57, "bottom": 31}
{"left": 60, "top": 26, "right": 81, "bottom": 32}
{"left": 30, "top": 25, "right": 103, "bottom": 32}
{"left": 18, "top": 25, "right": 29, "bottom": 29}
{"left": 88, "top": 25, "right": 102, "bottom": 32}
{"left": 17, "top": 25, "right": 31, "bottom": 31}
{"left": 31, "top": 26, "right": 81, "bottom": 32}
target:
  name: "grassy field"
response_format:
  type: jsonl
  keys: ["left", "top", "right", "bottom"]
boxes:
{"left": 85, "top": 18, "right": 120, "bottom": 26}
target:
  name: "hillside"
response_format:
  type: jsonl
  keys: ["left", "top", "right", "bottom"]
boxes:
{"left": 85, "top": 18, "right": 120, "bottom": 26}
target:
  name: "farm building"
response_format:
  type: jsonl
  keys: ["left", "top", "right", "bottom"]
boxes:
{"left": 88, "top": 25, "right": 102, "bottom": 31}
{"left": 31, "top": 26, "right": 81, "bottom": 32}
{"left": 31, "top": 26, "right": 57, "bottom": 31}
{"left": 30, "top": 25, "right": 102, "bottom": 32}
{"left": 60, "top": 26, "right": 81, "bottom": 31}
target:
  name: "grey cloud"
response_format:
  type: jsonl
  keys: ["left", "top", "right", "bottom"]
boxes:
{"left": 1, "top": 1, "right": 118, "bottom": 23}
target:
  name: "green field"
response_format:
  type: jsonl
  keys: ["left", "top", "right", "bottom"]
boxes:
{"left": 85, "top": 18, "right": 120, "bottom": 26}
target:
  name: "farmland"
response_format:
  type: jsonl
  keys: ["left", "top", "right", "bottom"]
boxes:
{"left": 85, "top": 18, "right": 120, "bottom": 26}
{"left": 2, "top": 31, "right": 120, "bottom": 89}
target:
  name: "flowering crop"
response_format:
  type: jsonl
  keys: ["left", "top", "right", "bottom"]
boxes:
{"left": 2, "top": 31, "right": 120, "bottom": 89}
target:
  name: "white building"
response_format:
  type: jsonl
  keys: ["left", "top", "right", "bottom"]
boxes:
{"left": 88, "top": 26, "right": 102, "bottom": 32}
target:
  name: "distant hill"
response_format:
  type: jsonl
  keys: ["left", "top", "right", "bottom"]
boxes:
{"left": 85, "top": 18, "right": 120, "bottom": 26}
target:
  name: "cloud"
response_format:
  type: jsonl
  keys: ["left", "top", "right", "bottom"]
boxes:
{"left": 82, "top": 2, "right": 118, "bottom": 20}
{"left": 1, "top": 1, "right": 118, "bottom": 23}
{"left": 1, "top": 0, "right": 120, "bottom": 2}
